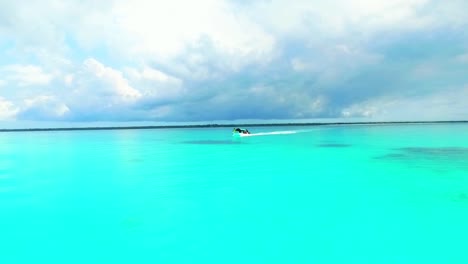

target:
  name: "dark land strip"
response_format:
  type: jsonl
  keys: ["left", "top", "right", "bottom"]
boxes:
{"left": 1, "top": 120, "right": 467, "bottom": 133}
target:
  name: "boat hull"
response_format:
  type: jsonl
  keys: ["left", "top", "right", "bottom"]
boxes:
{"left": 232, "top": 132, "right": 249, "bottom": 137}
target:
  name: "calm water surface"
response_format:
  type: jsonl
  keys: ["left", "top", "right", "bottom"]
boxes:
{"left": 1, "top": 124, "right": 468, "bottom": 263}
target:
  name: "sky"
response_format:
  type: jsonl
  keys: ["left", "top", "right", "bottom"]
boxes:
{"left": 0, "top": 0, "right": 468, "bottom": 124}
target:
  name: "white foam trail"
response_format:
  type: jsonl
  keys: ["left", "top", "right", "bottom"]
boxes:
{"left": 242, "top": 130, "right": 297, "bottom": 137}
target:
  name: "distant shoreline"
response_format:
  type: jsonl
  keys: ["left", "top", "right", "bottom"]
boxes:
{"left": 1, "top": 120, "right": 467, "bottom": 132}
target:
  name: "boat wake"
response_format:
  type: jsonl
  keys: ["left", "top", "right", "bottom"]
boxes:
{"left": 241, "top": 130, "right": 297, "bottom": 137}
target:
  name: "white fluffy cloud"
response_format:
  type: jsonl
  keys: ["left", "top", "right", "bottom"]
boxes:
{"left": 1, "top": 0, "right": 468, "bottom": 123}
{"left": 0, "top": 56, "right": 189, "bottom": 121}
{"left": 19, "top": 95, "right": 70, "bottom": 120}
{"left": 111, "top": 0, "right": 275, "bottom": 64}
{"left": 0, "top": 97, "right": 18, "bottom": 120}
{"left": 124, "top": 66, "right": 184, "bottom": 102}
{"left": 79, "top": 58, "right": 141, "bottom": 99}
{"left": 53, "top": 58, "right": 142, "bottom": 120}
{"left": 239, "top": 0, "right": 432, "bottom": 37}
{"left": 341, "top": 86, "right": 468, "bottom": 121}
{"left": 456, "top": 53, "right": 468, "bottom": 64}
{"left": 1, "top": 65, "right": 53, "bottom": 86}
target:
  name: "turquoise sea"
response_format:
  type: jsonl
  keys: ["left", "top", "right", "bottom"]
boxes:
{"left": 1, "top": 123, "right": 468, "bottom": 263}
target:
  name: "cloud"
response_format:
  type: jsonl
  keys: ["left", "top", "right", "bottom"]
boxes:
{"left": 341, "top": 86, "right": 468, "bottom": 121}
{"left": 234, "top": 0, "right": 433, "bottom": 39}
{"left": 80, "top": 58, "right": 141, "bottom": 99}
{"left": 111, "top": 0, "right": 275, "bottom": 63}
{"left": 456, "top": 53, "right": 468, "bottom": 64}
{"left": 1, "top": 0, "right": 468, "bottom": 123}
{"left": 58, "top": 58, "right": 143, "bottom": 121}
{"left": 1, "top": 64, "right": 53, "bottom": 86}
{"left": 124, "top": 66, "right": 182, "bottom": 87}
{"left": 0, "top": 97, "right": 18, "bottom": 120}
{"left": 341, "top": 99, "right": 390, "bottom": 118}
{"left": 18, "top": 95, "right": 70, "bottom": 121}
{"left": 124, "top": 66, "right": 185, "bottom": 109}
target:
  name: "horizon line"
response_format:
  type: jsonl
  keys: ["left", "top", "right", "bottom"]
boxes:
{"left": 1, "top": 120, "right": 467, "bottom": 132}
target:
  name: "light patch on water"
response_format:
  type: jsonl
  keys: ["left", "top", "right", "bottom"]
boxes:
{"left": 0, "top": 186, "right": 14, "bottom": 193}
{"left": 121, "top": 217, "right": 143, "bottom": 230}
{"left": 0, "top": 173, "right": 11, "bottom": 180}
{"left": 126, "top": 158, "right": 144, "bottom": 163}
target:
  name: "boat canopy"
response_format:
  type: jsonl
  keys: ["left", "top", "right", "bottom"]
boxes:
{"left": 233, "top": 128, "right": 250, "bottom": 134}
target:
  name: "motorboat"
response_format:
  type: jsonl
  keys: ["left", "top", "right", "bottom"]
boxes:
{"left": 232, "top": 128, "right": 251, "bottom": 137}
